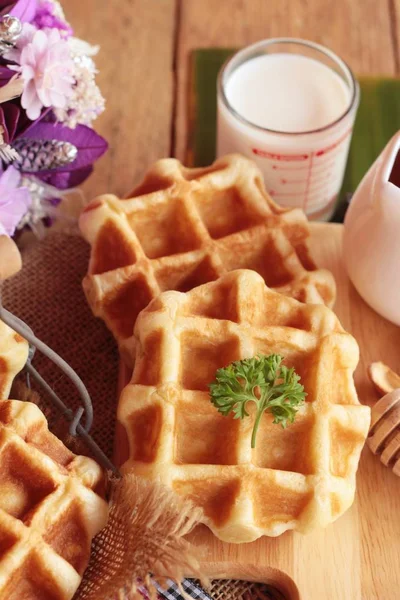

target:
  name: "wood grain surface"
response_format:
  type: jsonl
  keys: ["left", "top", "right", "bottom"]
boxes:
{"left": 186, "top": 223, "right": 400, "bottom": 600}
{"left": 63, "top": 2, "right": 400, "bottom": 596}
{"left": 64, "top": 0, "right": 176, "bottom": 200}
{"left": 63, "top": 0, "right": 400, "bottom": 197}
{"left": 117, "top": 223, "right": 400, "bottom": 599}
{"left": 173, "top": 0, "right": 398, "bottom": 161}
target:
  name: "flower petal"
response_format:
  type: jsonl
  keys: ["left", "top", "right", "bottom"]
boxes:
{"left": 33, "top": 30, "right": 48, "bottom": 55}
{"left": 37, "top": 84, "right": 51, "bottom": 107}
{"left": 22, "top": 79, "right": 38, "bottom": 107}
{"left": 0, "top": 167, "right": 31, "bottom": 236}
{"left": 23, "top": 91, "right": 42, "bottom": 120}
{"left": 0, "top": 165, "right": 21, "bottom": 189}
{"left": 10, "top": 0, "right": 38, "bottom": 23}
{"left": 14, "top": 26, "right": 74, "bottom": 121}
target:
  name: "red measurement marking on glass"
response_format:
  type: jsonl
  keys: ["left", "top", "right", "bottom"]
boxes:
{"left": 317, "top": 143, "right": 347, "bottom": 157}
{"left": 280, "top": 178, "right": 307, "bottom": 184}
{"left": 272, "top": 164, "right": 309, "bottom": 171}
{"left": 257, "top": 127, "right": 352, "bottom": 173}
{"left": 303, "top": 153, "right": 314, "bottom": 211}
{"left": 252, "top": 148, "right": 309, "bottom": 161}
{"left": 315, "top": 127, "right": 353, "bottom": 156}
{"left": 272, "top": 155, "right": 338, "bottom": 172}
{"left": 314, "top": 147, "right": 347, "bottom": 164}
{"left": 281, "top": 168, "right": 332, "bottom": 184}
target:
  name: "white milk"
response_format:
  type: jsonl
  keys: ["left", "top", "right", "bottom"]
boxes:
{"left": 225, "top": 54, "right": 350, "bottom": 133}
{"left": 217, "top": 43, "right": 359, "bottom": 221}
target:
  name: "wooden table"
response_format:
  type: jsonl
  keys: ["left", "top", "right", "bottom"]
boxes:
{"left": 65, "top": 0, "right": 400, "bottom": 200}
{"left": 64, "top": 2, "right": 400, "bottom": 597}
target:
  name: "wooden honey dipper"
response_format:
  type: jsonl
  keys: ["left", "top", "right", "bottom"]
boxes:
{"left": 368, "top": 361, "right": 400, "bottom": 476}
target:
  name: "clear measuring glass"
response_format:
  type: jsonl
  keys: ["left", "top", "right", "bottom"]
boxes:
{"left": 217, "top": 38, "right": 360, "bottom": 221}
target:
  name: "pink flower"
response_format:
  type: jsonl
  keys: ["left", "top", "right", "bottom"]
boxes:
{"left": 33, "top": 1, "right": 74, "bottom": 38}
{"left": 0, "top": 167, "right": 31, "bottom": 236}
{"left": 5, "top": 23, "right": 37, "bottom": 64}
{"left": 9, "top": 28, "right": 74, "bottom": 121}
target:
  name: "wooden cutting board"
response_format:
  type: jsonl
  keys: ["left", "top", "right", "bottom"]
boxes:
{"left": 118, "top": 223, "right": 400, "bottom": 600}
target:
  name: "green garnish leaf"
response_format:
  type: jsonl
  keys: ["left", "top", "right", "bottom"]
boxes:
{"left": 209, "top": 354, "right": 306, "bottom": 449}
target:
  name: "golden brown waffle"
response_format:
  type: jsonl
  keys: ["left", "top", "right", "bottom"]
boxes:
{"left": 80, "top": 154, "right": 336, "bottom": 360}
{"left": 0, "top": 320, "right": 28, "bottom": 400}
{"left": 0, "top": 399, "right": 109, "bottom": 599}
{"left": 117, "top": 270, "right": 369, "bottom": 543}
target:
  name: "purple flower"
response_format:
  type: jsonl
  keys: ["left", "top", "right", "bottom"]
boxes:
{"left": 0, "top": 165, "right": 31, "bottom": 235}
{"left": 8, "top": 27, "right": 74, "bottom": 120}
{"left": 0, "top": 1, "right": 106, "bottom": 196}
{"left": 0, "top": 99, "right": 48, "bottom": 145}
{"left": 32, "top": 1, "right": 73, "bottom": 37}
{"left": 0, "top": 0, "right": 38, "bottom": 23}
{"left": 22, "top": 119, "right": 108, "bottom": 188}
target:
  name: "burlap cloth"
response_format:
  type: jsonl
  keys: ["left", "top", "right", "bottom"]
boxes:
{"left": 2, "top": 231, "right": 287, "bottom": 600}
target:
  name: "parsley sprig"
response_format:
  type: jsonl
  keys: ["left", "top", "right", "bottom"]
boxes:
{"left": 209, "top": 354, "right": 306, "bottom": 448}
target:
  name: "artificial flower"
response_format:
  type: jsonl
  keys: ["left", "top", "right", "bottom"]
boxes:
{"left": 32, "top": 0, "right": 72, "bottom": 37}
{"left": 1, "top": 0, "right": 38, "bottom": 23}
{"left": 0, "top": 104, "right": 107, "bottom": 187}
{"left": 0, "top": 124, "right": 19, "bottom": 162}
{"left": 9, "top": 27, "right": 74, "bottom": 121}
{"left": 0, "top": 164, "right": 31, "bottom": 235}
{"left": 0, "top": 1, "right": 106, "bottom": 238}
{"left": 16, "top": 174, "right": 62, "bottom": 237}
{"left": 0, "top": 99, "right": 48, "bottom": 146}
{"left": 21, "top": 118, "right": 108, "bottom": 188}
{"left": 3, "top": 21, "right": 36, "bottom": 63}
{"left": 54, "top": 53, "right": 105, "bottom": 128}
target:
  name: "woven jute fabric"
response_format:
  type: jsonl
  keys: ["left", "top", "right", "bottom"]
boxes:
{"left": 3, "top": 231, "right": 286, "bottom": 600}
{"left": 3, "top": 231, "right": 119, "bottom": 458}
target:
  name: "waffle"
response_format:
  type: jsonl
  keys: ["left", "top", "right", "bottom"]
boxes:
{"left": 0, "top": 399, "right": 109, "bottom": 599}
{"left": 0, "top": 320, "right": 28, "bottom": 400}
{"left": 80, "top": 154, "right": 336, "bottom": 360}
{"left": 117, "top": 270, "right": 370, "bottom": 543}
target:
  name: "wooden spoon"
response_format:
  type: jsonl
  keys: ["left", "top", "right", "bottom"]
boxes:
{"left": 368, "top": 361, "right": 400, "bottom": 476}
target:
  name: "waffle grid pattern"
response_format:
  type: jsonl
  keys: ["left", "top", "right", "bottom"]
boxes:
{"left": 80, "top": 155, "right": 336, "bottom": 359}
{"left": 118, "top": 270, "right": 370, "bottom": 543}
{"left": 0, "top": 320, "right": 28, "bottom": 400}
{"left": 0, "top": 400, "right": 108, "bottom": 600}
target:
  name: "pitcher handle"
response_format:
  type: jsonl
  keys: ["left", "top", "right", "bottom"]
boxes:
{"left": 371, "top": 131, "right": 400, "bottom": 215}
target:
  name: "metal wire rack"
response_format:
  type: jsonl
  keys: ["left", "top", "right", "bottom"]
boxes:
{"left": 0, "top": 286, "right": 288, "bottom": 600}
{"left": 0, "top": 285, "right": 119, "bottom": 475}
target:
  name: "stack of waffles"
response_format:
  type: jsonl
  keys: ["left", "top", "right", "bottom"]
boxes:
{"left": 0, "top": 322, "right": 109, "bottom": 598}
{"left": 80, "top": 154, "right": 336, "bottom": 362}
{"left": 0, "top": 400, "right": 109, "bottom": 599}
{"left": 80, "top": 154, "right": 370, "bottom": 543}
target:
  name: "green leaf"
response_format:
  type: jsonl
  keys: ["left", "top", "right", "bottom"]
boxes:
{"left": 209, "top": 354, "right": 307, "bottom": 448}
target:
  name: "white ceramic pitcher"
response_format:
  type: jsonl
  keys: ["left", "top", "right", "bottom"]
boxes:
{"left": 343, "top": 131, "right": 400, "bottom": 326}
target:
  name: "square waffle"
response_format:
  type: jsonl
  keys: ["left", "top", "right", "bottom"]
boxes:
{"left": 0, "top": 399, "right": 109, "bottom": 600}
{"left": 117, "top": 270, "right": 370, "bottom": 543}
{"left": 0, "top": 320, "right": 28, "bottom": 400}
{"left": 79, "top": 154, "right": 336, "bottom": 361}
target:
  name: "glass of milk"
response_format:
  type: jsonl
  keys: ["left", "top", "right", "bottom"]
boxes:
{"left": 217, "top": 38, "right": 359, "bottom": 221}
